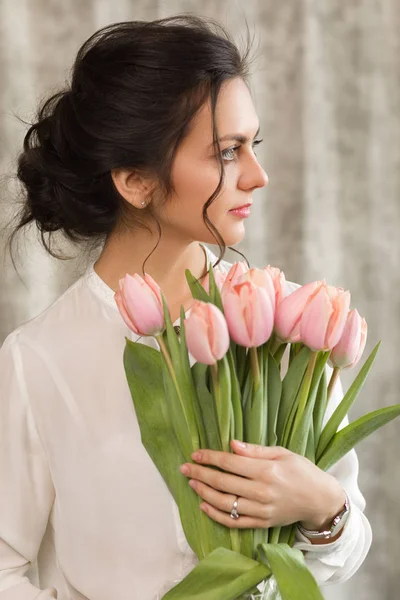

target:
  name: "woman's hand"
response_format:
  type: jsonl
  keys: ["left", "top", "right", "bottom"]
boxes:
{"left": 179, "top": 439, "right": 346, "bottom": 533}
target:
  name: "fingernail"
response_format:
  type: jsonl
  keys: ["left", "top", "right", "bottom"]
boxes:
{"left": 233, "top": 440, "right": 247, "bottom": 448}
{"left": 191, "top": 451, "right": 201, "bottom": 461}
{"left": 180, "top": 464, "right": 190, "bottom": 475}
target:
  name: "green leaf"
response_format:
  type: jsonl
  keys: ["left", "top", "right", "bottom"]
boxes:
{"left": 267, "top": 353, "right": 282, "bottom": 446}
{"left": 257, "top": 543, "right": 324, "bottom": 600}
{"left": 162, "top": 547, "right": 270, "bottom": 600}
{"left": 124, "top": 340, "right": 232, "bottom": 559}
{"left": 192, "top": 362, "right": 222, "bottom": 450}
{"left": 312, "top": 370, "right": 327, "bottom": 445}
{"left": 236, "top": 344, "right": 249, "bottom": 391}
{"left": 178, "top": 306, "right": 208, "bottom": 449}
{"left": 317, "top": 404, "right": 400, "bottom": 471}
{"left": 316, "top": 342, "right": 381, "bottom": 461}
{"left": 226, "top": 346, "right": 244, "bottom": 441}
{"left": 273, "top": 342, "right": 288, "bottom": 366}
{"left": 276, "top": 346, "right": 311, "bottom": 444}
{"left": 288, "top": 352, "right": 330, "bottom": 456}
{"left": 185, "top": 269, "right": 210, "bottom": 303}
{"left": 305, "top": 421, "right": 315, "bottom": 462}
{"left": 161, "top": 295, "right": 199, "bottom": 457}
{"left": 210, "top": 355, "right": 232, "bottom": 453}
{"left": 208, "top": 260, "right": 224, "bottom": 314}
{"left": 244, "top": 346, "right": 265, "bottom": 445}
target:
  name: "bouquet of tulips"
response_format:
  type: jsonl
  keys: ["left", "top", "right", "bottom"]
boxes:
{"left": 115, "top": 257, "right": 400, "bottom": 600}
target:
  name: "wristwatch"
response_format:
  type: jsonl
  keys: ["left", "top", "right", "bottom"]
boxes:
{"left": 297, "top": 491, "right": 350, "bottom": 540}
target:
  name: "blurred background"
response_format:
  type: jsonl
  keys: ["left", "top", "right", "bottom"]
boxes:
{"left": 0, "top": 1, "right": 399, "bottom": 598}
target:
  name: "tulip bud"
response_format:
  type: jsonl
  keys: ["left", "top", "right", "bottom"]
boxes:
{"left": 329, "top": 309, "right": 368, "bottom": 369}
{"left": 274, "top": 280, "right": 322, "bottom": 343}
{"left": 201, "top": 269, "right": 227, "bottom": 294}
{"left": 184, "top": 301, "right": 230, "bottom": 365}
{"left": 114, "top": 272, "right": 165, "bottom": 336}
{"left": 264, "top": 265, "right": 286, "bottom": 307}
{"left": 223, "top": 280, "right": 275, "bottom": 348}
{"left": 220, "top": 261, "right": 249, "bottom": 298}
{"left": 237, "top": 267, "right": 276, "bottom": 310}
{"left": 301, "top": 284, "right": 351, "bottom": 351}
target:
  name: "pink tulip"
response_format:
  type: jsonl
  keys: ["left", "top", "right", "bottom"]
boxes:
{"left": 220, "top": 261, "right": 249, "bottom": 298}
{"left": 114, "top": 272, "right": 165, "bottom": 336}
{"left": 223, "top": 280, "right": 275, "bottom": 348}
{"left": 300, "top": 284, "right": 351, "bottom": 351}
{"left": 237, "top": 268, "right": 277, "bottom": 309}
{"left": 264, "top": 266, "right": 286, "bottom": 306}
{"left": 201, "top": 269, "right": 228, "bottom": 294}
{"left": 184, "top": 301, "right": 230, "bottom": 365}
{"left": 274, "top": 280, "right": 322, "bottom": 343}
{"left": 329, "top": 309, "right": 368, "bottom": 369}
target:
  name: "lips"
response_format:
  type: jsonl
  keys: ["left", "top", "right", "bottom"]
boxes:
{"left": 229, "top": 203, "right": 252, "bottom": 211}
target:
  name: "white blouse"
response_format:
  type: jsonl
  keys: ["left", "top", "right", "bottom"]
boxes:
{"left": 0, "top": 244, "right": 372, "bottom": 600}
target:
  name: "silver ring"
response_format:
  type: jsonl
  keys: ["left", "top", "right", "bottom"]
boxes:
{"left": 230, "top": 496, "right": 240, "bottom": 520}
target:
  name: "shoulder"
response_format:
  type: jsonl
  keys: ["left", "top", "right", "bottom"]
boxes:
{"left": 1, "top": 274, "right": 95, "bottom": 354}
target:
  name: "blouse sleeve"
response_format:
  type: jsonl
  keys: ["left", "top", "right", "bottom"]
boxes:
{"left": 292, "top": 366, "right": 373, "bottom": 586}
{"left": 0, "top": 333, "right": 58, "bottom": 599}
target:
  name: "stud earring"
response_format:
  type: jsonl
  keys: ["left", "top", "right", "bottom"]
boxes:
{"left": 141, "top": 201, "right": 147, "bottom": 207}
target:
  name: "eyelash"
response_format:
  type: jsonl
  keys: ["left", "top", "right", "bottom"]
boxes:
{"left": 221, "top": 138, "right": 264, "bottom": 162}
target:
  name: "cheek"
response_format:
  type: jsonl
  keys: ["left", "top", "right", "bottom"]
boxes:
{"left": 172, "top": 161, "right": 228, "bottom": 216}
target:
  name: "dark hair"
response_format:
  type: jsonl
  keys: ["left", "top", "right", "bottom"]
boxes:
{"left": 5, "top": 14, "right": 256, "bottom": 276}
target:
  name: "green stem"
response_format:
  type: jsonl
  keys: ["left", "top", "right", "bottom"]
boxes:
{"left": 269, "top": 526, "right": 281, "bottom": 544}
{"left": 249, "top": 346, "right": 260, "bottom": 391}
{"left": 327, "top": 366, "right": 341, "bottom": 402}
{"left": 273, "top": 342, "right": 288, "bottom": 366}
{"left": 290, "top": 351, "right": 318, "bottom": 438}
{"left": 156, "top": 334, "right": 176, "bottom": 383}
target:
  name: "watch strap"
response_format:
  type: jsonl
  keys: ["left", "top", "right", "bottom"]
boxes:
{"left": 297, "top": 491, "right": 350, "bottom": 540}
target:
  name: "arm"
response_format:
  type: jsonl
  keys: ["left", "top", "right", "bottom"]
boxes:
{"left": 292, "top": 367, "right": 372, "bottom": 585}
{"left": 0, "top": 333, "right": 58, "bottom": 599}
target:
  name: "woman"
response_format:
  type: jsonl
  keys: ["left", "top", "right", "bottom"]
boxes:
{"left": 0, "top": 15, "right": 371, "bottom": 600}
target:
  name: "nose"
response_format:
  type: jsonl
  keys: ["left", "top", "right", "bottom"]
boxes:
{"left": 238, "top": 151, "right": 269, "bottom": 192}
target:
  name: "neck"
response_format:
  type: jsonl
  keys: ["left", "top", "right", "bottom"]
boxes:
{"left": 93, "top": 230, "right": 209, "bottom": 304}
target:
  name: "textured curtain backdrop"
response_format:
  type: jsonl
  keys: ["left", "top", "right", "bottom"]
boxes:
{"left": 1, "top": 1, "right": 399, "bottom": 598}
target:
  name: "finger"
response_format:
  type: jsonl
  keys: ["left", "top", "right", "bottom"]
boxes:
{"left": 230, "top": 440, "right": 288, "bottom": 460}
{"left": 189, "top": 479, "right": 271, "bottom": 522}
{"left": 200, "top": 501, "right": 269, "bottom": 529}
{"left": 190, "top": 448, "right": 260, "bottom": 479}
{"left": 180, "top": 462, "right": 262, "bottom": 501}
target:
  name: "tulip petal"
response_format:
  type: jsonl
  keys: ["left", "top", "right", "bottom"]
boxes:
{"left": 351, "top": 318, "right": 368, "bottom": 368}
{"left": 249, "top": 287, "right": 275, "bottom": 346}
{"left": 124, "top": 274, "right": 164, "bottom": 335}
{"left": 223, "top": 287, "right": 252, "bottom": 347}
{"left": 114, "top": 289, "right": 140, "bottom": 334}
{"left": 208, "top": 303, "right": 230, "bottom": 360}
{"left": 221, "top": 262, "right": 249, "bottom": 297}
{"left": 330, "top": 309, "right": 362, "bottom": 368}
{"left": 274, "top": 281, "right": 321, "bottom": 342}
{"left": 184, "top": 313, "right": 216, "bottom": 365}
{"left": 143, "top": 273, "right": 163, "bottom": 309}
{"left": 301, "top": 286, "right": 333, "bottom": 351}
{"left": 326, "top": 289, "right": 351, "bottom": 349}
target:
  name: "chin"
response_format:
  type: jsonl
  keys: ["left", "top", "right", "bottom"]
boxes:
{"left": 201, "top": 228, "right": 245, "bottom": 249}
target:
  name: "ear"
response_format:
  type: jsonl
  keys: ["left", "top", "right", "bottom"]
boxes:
{"left": 111, "top": 167, "right": 153, "bottom": 208}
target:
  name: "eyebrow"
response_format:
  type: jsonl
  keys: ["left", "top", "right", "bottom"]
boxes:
{"left": 215, "top": 124, "right": 261, "bottom": 146}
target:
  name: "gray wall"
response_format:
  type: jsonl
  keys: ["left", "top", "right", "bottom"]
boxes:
{"left": 1, "top": 2, "right": 399, "bottom": 598}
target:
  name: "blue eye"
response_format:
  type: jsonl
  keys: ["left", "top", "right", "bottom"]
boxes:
{"left": 221, "top": 138, "right": 264, "bottom": 162}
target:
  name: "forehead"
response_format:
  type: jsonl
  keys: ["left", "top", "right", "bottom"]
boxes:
{"left": 188, "top": 77, "right": 259, "bottom": 145}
